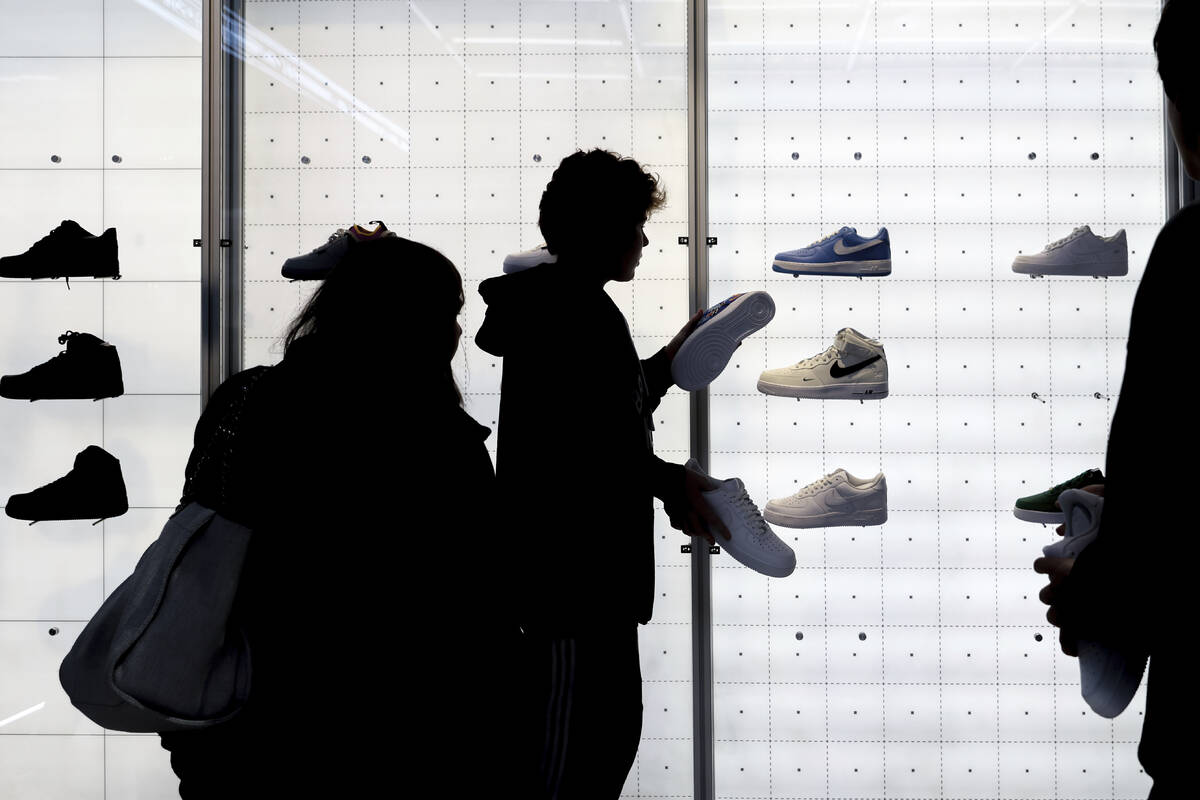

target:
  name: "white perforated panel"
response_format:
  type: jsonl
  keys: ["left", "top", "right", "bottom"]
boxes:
{"left": 0, "top": 1, "right": 202, "bottom": 797}
{"left": 706, "top": 2, "right": 1162, "bottom": 798}
{"left": 241, "top": 2, "right": 694, "bottom": 796}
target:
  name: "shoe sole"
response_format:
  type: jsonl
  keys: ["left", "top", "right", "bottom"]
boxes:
{"left": 1013, "top": 507, "right": 1064, "bottom": 524}
{"left": 503, "top": 254, "right": 557, "bottom": 273}
{"left": 757, "top": 379, "right": 887, "bottom": 399}
{"left": 772, "top": 259, "right": 891, "bottom": 276}
{"left": 1011, "top": 259, "right": 1127, "bottom": 277}
{"left": 672, "top": 291, "right": 775, "bottom": 391}
{"left": 719, "top": 537, "right": 797, "bottom": 578}
{"left": 763, "top": 506, "right": 887, "bottom": 528}
{"left": 1078, "top": 641, "right": 1147, "bottom": 719}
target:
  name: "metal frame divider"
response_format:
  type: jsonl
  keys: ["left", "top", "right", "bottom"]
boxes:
{"left": 686, "top": 1, "right": 715, "bottom": 799}
{"left": 201, "top": 0, "right": 244, "bottom": 403}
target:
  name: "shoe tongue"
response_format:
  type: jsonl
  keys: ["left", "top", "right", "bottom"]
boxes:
{"left": 75, "top": 445, "right": 105, "bottom": 467}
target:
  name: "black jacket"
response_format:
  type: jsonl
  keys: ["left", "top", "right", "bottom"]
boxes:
{"left": 157, "top": 335, "right": 515, "bottom": 791}
{"left": 477, "top": 262, "right": 683, "bottom": 633}
{"left": 1055, "top": 203, "right": 1199, "bottom": 789}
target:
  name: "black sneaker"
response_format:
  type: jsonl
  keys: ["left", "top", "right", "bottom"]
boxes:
{"left": 5, "top": 445, "right": 129, "bottom": 524}
{"left": 0, "top": 221, "right": 120, "bottom": 283}
{"left": 1, "top": 331, "right": 124, "bottom": 401}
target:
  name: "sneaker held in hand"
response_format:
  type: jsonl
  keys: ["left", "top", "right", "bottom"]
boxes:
{"left": 686, "top": 459, "right": 795, "bottom": 578}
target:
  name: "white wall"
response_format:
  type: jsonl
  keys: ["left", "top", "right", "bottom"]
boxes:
{"left": 0, "top": 1, "right": 201, "bottom": 797}
{"left": 707, "top": 2, "right": 1162, "bottom": 798}
{"left": 240, "top": 1, "right": 695, "bottom": 796}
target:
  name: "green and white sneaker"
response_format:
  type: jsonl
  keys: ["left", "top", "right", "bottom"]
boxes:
{"left": 1013, "top": 468, "right": 1104, "bottom": 523}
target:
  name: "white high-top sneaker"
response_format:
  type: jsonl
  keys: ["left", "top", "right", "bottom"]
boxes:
{"left": 757, "top": 327, "right": 887, "bottom": 399}
{"left": 686, "top": 459, "right": 795, "bottom": 578}
{"left": 764, "top": 469, "right": 887, "bottom": 528}
{"left": 502, "top": 244, "right": 557, "bottom": 273}
{"left": 1011, "top": 226, "right": 1128, "bottom": 276}
{"left": 1043, "top": 489, "right": 1147, "bottom": 719}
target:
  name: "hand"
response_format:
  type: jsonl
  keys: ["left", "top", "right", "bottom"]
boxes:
{"left": 1033, "top": 554, "right": 1080, "bottom": 657}
{"left": 1052, "top": 483, "right": 1104, "bottom": 537}
{"left": 664, "top": 464, "right": 731, "bottom": 545}
{"left": 666, "top": 308, "right": 705, "bottom": 362}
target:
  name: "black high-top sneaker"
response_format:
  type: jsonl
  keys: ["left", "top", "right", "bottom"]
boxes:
{"left": 0, "top": 221, "right": 120, "bottom": 284}
{"left": 1, "top": 331, "right": 124, "bottom": 401}
{"left": 5, "top": 445, "right": 129, "bottom": 524}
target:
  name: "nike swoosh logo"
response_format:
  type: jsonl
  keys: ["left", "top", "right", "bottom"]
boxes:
{"left": 833, "top": 238, "right": 882, "bottom": 255}
{"left": 824, "top": 490, "right": 857, "bottom": 508}
{"left": 829, "top": 354, "right": 882, "bottom": 378}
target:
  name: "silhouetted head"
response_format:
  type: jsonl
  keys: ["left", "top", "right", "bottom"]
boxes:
{"left": 1157, "top": 0, "right": 1200, "bottom": 179}
{"left": 538, "top": 149, "right": 667, "bottom": 282}
{"left": 283, "top": 235, "right": 464, "bottom": 406}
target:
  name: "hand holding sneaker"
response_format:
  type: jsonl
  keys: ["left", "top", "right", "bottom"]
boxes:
{"left": 666, "top": 308, "right": 705, "bottom": 362}
{"left": 663, "top": 463, "right": 730, "bottom": 545}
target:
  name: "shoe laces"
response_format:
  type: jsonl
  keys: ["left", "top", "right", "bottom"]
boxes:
{"left": 806, "top": 229, "right": 841, "bottom": 248}
{"left": 792, "top": 345, "right": 838, "bottom": 370}
{"left": 28, "top": 223, "right": 67, "bottom": 253}
{"left": 313, "top": 228, "right": 350, "bottom": 253}
{"left": 729, "top": 487, "right": 770, "bottom": 533}
{"left": 32, "top": 331, "right": 82, "bottom": 373}
{"left": 1044, "top": 226, "right": 1088, "bottom": 251}
{"left": 793, "top": 472, "right": 839, "bottom": 498}
{"left": 33, "top": 468, "right": 77, "bottom": 495}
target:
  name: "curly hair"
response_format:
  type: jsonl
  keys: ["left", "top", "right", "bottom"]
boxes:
{"left": 538, "top": 149, "right": 667, "bottom": 257}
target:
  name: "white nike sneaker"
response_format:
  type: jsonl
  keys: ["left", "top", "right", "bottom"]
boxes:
{"left": 1011, "top": 226, "right": 1128, "bottom": 277}
{"left": 686, "top": 458, "right": 795, "bottom": 578}
{"left": 1043, "top": 489, "right": 1147, "bottom": 719}
{"left": 757, "top": 327, "right": 887, "bottom": 399}
{"left": 672, "top": 291, "right": 775, "bottom": 391}
{"left": 764, "top": 469, "right": 887, "bottom": 528}
{"left": 502, "top": 244, "right": 557, "bottom": 273}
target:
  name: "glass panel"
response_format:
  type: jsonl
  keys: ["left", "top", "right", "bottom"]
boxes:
{"left": 240, "top": 2, "right": 692, "bottom": 796}
{"left": 706, "top": 1, "right": 1162, "bottom": 798}
{"left": 0, "top": 0, "right": 202, "bottom": 796}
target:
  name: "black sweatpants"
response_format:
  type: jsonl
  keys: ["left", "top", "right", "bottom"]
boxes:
{"left": 520, "top": 625, "right": 644, "bottom": 800}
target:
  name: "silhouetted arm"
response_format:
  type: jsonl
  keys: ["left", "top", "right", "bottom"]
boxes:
{"left": 641, "top": 348, "right": 674, "bottom": 401}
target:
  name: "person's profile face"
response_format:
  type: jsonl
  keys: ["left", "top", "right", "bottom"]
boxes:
{"left": 1168, "top": 98, "right": 1200, "bottom": 180}
{"left": 615, "top": 221, "right": 649, "bottom": 282}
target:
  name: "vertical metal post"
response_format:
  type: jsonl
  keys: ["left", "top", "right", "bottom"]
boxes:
{"left": 686, "top": 1, "right": 714, "bottom": 798}
{"left": 202, "top": 1, "right": 245, "bottom": 403}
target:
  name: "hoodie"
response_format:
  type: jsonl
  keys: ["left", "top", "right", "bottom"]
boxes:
{"left": 477, "top": 262, "right": 683, "bottom": 632}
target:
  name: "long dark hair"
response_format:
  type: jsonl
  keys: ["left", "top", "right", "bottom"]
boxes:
{"left": 283, "top": 235, "right": 464, "bottom": 407}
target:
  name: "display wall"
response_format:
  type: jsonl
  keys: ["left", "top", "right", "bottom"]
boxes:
{"left": 0, "top": 1, "right": 1169, "bottom": 798}
{"left": 705, "top": 2, "right": 1161, "bottom": 798}
{"left": 0, "top": 1, "right": 201, "bottom": 797}
{"left": 240, "top": 1, "right": 696, "bottom": 796}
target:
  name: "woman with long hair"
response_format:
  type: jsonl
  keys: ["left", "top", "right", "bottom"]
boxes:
{"left": 158, "top": 236, "right": 519, "bottom": 797}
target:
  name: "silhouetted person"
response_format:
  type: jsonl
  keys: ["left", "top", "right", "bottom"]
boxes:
{"left": 476, "top": 149, "right": 727, "bottom": 799}
{"left": 159, "top": 236, "right": 520, "bottom": 798}
{"left": 1036, "top": 3, "right": 1199, "bottom": 796}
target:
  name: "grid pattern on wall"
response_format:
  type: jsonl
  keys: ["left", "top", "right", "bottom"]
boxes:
{"left": 240, "top": 1, "right": 695, "bottom": 795}
{"left": 705, "top": 1, "right": 1162, "bottom": 798}
{"left": 0, "top": 1, "right": 202, "bottom": 797}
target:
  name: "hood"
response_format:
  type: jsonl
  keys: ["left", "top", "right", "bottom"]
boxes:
{"left": 476, "top": 262, "right": 577, "bottom": 357}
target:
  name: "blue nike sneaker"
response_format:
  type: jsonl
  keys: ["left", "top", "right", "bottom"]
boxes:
{"left": 773, "top": 226, "right": 892, "bottom": 276}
